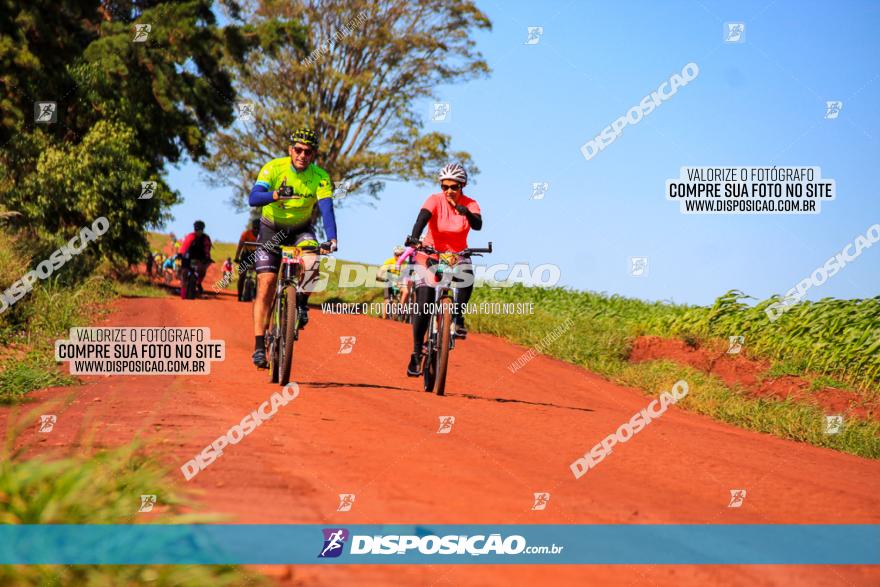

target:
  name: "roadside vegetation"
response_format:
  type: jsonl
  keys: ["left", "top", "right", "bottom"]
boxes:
{"left": 0, "top": 410, "right": 259, "bottom": 586}
{"left": 645, "top": 290, "right": 880, "bottom": 392}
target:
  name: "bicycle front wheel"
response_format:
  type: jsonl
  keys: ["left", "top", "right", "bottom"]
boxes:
{"left": 243, "top": 277, "right": 256, "bottom": 302}
{"left": 433, "top": 298, "right": 453, "bottom": 396}
{"left": 422, "top": 318, "right": 436, "bottom": 393}
{"left": 184, "top": 270, "right": 197, "bottom": 299}
{"left": 279, "top": 285, "right": 298, "bottom": 386}
{"left": 267, "top": 295, "right": 282, "bottom": 384}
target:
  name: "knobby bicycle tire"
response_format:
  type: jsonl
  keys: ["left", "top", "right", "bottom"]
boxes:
{"left": 433, "top": 298, "right": 453, "bottom": 396}
{"left": 243, "top": 277, "right": 256, "bottom": 302}
{"left": 268, "top": 295, "right": 281, "bottom": 383}
{"left": 185, "top": 270, "right": 197, "bottom": 299}
{"left": 423, "top": 318, "right": 437, "bottom": 392}
{"left": 279, "top": 285, "right": 298, "bottom": 386}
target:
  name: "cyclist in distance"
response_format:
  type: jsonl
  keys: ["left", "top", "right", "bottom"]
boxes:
{"left": 404, "top": 163, "right": 482, "bottom": 376}
{"left": 247, "top": 128, "right": 338, "bottom": 369}
{"left": 222, "top": 257, "right": 234, "bottom": 283}
{"left": 234, "top": 218, "right": 261, "bottom": 300}
{"left": 161, "top": 253, "right": 176, "bottom": 277}
{"left": 178, "top": 220, "right": 213, "bottom": 296}
{"left": 378, "top": 245, "right": 405, "bottom": 318}
{"left": 396, "top": 245, "right": 416, "bottom": 308}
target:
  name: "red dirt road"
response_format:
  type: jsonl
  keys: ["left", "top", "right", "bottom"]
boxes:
{"left": 7, "top": 283, "right": 880, "bottom": 586}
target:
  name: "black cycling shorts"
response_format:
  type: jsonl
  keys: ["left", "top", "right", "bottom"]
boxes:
{"left": 254, "top": 220, "right": 319, "bottom": 274}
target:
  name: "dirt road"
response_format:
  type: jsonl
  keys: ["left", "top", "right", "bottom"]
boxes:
{"left": 8, "top": 276, "right": 880, "bottom": 586}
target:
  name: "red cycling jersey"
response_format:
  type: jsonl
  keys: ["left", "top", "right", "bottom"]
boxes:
{"left": 179, "top": 231, "right": 213, "bottom": 260}
{"left": 421, "top": 192, "right": 481, "bottom": 252}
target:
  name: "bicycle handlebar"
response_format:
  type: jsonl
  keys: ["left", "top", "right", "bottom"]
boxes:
{"left": 242, "top": 241, "right": 334, "bottom": 254}
{"left": 405, "top": 239, "right": 493, "bottom": 257}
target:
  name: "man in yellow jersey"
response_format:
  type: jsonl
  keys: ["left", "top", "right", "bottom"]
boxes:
{"left": 247, "top": 128, "right": 338, "bottom": 368}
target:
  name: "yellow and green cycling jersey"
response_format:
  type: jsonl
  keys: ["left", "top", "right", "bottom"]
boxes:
{"left": 255, "top": 157, "right": 333, "bottom": 227}
{"left": 381, "top": 256, "right": 401, "bottom": 279}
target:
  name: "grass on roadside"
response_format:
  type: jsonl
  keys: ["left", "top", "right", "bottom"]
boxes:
{"left": 613, "top": 360, "right": 880, "bottom": 458}
{"left": 0, "top": 410, "right": 262, "bottom": 586}
{"left": 646, "top": 290, "right": 880, "bottom": 393}
{"left": 112, "top": 274, "right": 171, "bottom": 298}
{"left": 469, "top": 285, "right": 880, "bottom": 393}
{"left": 0, "top": 275, "right": 114, "bottom": 403}
{"left": 0, "top": 352, "right": 76, "bottom": 404}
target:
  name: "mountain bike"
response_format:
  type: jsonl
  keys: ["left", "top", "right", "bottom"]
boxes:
{"left": 238, "top": 264, "right": 257, "bottom": 302}
{"left": 384, "top": 278, "right": 408, "bottom": 322}
{"left": 245, "top": 240, "right": 332, "bottom": 386}
{"left": 180, "top": 259, "right": 207, "bottom": 300}
{"left": 408, "top": 241, "right": 492, "bottom": 396}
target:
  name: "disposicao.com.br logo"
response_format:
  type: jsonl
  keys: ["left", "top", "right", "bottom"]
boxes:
{"left": 317, "top": 528, "right": 563, "bottom": 558}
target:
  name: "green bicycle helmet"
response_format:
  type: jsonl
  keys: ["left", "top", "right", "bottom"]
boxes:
{"left": 289, "top": 128, "right": 319, "bottom": 148}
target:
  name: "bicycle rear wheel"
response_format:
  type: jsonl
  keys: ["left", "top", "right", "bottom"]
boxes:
{"left": 242, "top": 276, "right": 256, "bottom": 302}
{"left": 433, "top": 298, "right": 453, "bottom": 396}
{"left": 184, "top": 269, "right": 197, "bottom": 299}
{"left": 279, "top": 285, "right": 298, "bottom": 386}
{"left": 422, "top": 317, "right": 436, "bottom": 392}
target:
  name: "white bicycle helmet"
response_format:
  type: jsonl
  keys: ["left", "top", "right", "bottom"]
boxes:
{"left": 438, "top": 163, "right": 468, "bottom": 185}
{"left": 393, "top": 245, "right": 405, "bottom": 255}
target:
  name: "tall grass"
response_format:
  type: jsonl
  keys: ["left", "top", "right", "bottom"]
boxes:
{"left": 0, "top": 410, "right": 260, "bottom": 586}
{"left": 644, "top": 290, "right": 880, "bottom": 393}
{"left": 0, "top": 228, "right": 115, "bottom": 402}
{"left": 0, "top": 276, "right": 113, "bottom": 402}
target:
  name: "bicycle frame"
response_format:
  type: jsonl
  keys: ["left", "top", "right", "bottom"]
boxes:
{"left": 273, "top": 246, "right": 307, "bottom": 338}
{"left": 427, "top": 260, "right": 462, "bottom": 350}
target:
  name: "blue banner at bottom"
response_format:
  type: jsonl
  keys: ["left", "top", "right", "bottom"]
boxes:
{"left": 0, "top": 525, "right": 877, "bottom": 565}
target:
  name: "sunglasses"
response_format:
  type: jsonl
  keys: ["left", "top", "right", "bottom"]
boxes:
{"left": 440, "top": 183, "right": 461, "bottom": 192}
{"left": 293, "top": 146, "right": 314, "bottom": 156}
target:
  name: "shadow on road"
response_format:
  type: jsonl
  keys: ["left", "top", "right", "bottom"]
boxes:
{"left": 300, "top": 380, "right": 595, "bottom": 413}
{"left": 300, "top": 381, "right": 413, "bottom": 392}
{"left": 456, "top": 393, "right": 595, "bottom": 413}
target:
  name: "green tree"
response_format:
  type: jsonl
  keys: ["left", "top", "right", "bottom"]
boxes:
{"left": 0, "top": 0, "right": 250, "bottom": 264}
{"left": 205, "top": 0, "right": 492, "bottom": 208}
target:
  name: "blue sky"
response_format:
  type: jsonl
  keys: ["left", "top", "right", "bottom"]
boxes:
{"left": 163, "top": 0, "right": 880, "bottom": 305}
